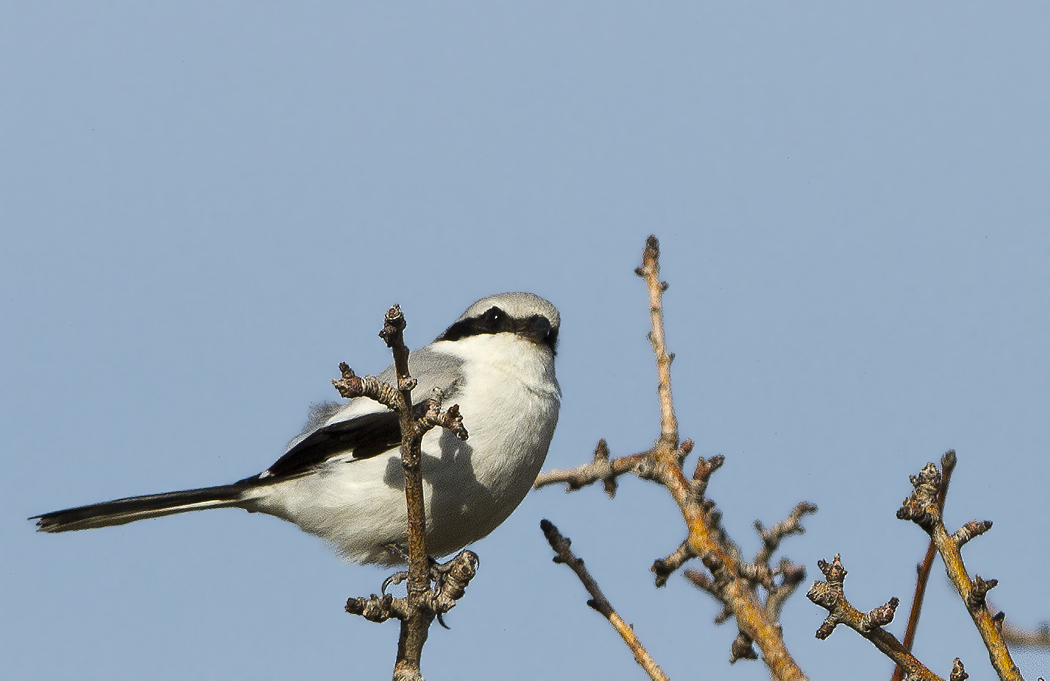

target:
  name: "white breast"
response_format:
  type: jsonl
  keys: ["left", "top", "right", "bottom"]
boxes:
{"left": 251, "top": 333, "right": 560, "bottom": 566}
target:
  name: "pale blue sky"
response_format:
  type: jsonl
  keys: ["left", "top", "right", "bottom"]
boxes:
{"left": 2, "top": 4, "right": 1048, "bottom": 680}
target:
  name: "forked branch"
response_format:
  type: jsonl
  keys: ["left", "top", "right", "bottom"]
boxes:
{"left": 536, "top": 236, "right": 810, "bottom": 681}
{"left": 337, "top": 304, "right": 474, "bottom": 681}
{"left": 806, "top": 554, "right": 942, "bottom": 681}
{"left": 897, "top": 460, "right": 1023, "bottom": 681}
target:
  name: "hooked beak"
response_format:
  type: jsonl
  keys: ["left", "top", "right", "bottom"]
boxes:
{"left": 516, "top": 315, "right": 557, "bottom": 352}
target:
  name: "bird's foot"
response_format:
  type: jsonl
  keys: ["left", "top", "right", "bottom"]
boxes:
{"left": 380, "top": 550, "right": 446, "bottom": 595}
{"left": 380, "top": 551, "right": 474, "bottom": 598}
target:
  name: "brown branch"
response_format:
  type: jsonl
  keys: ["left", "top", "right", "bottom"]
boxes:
{"left": 765, "top": 559, "right": 807, "bottom": 624}
{"left": 537, "top": 236, "right": 810, "bottom": 681}
{"left": 897, "top": 460, "right": 1023, "bottom": 681}
{"left": 638, "top": 354, "right": 804, "bottom": 679}
{"left": 652, "top": 242, "right": 792, "bottom": 676}
{"left": 754, "top": 502, "right": 818, "bottom": 568}
{"left": 652, "top": 540, "right": 697, "bottom": 588}
{"left": 534, "top": 440, "right": 701, "bottom": 496}
{"left": 540, "top": 519, "right": 670, "bottom": 681}
{"left": 686, "top": 536, "right": 807, "bottom": 632}
{"left": 891, "top": 450, "right": 957, "bottom": 681}
{"left": 534, "top": 440, "right": 649, "bottom": 495}
{"left": 807, "top": 555, "right": 944, "bottom": 681}
{"left": 634, "top": 234, "right": 678, "bottom": 447}
{"left": 346, "top": 550, "right": 479, "bottom": 622}
{"left": 332, "top": 364, "right": 407, "bottom": 409}
{"left": 339, "top": 304, "right": 472, "bottom": 681}
{"left": 736, "top": 504, "right": 815, "bottom": 630}
{"left": 385, "top": 305, "right": 431, "bottom": 681}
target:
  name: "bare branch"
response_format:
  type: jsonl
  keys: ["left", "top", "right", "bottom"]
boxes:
{"left": 892, "top": 450, "right": 958, "bottom": 681}
{"left": 417, "top": 393, "right": 468, "bottom": 441}
{"left": 754, "top": 502, "right": 818, "bottom": 567}
{"left": 897, "top": 459, "right": 1023, "bottom": 681}
{"left": 652, "top": 540, "right": 696, "bottom": 588}
{"left": 807, "top": 554, "right": 943, "bottom": 681}
{"left": 765, "top": 559, "right": 807, "bottom": 624}
{"left": 332, "top": 363, "right": 406, "bottom": 411}
{"left": 339, "top": 304, "right": 474, "bottom": 681}
{"left": 345, "top": 550, "right": 479, "bottom": 623}
{"left": 537, "top": 236, "right": 811, "bottom": 681}
{"left": 634, "top": 234, "right": 678, "bottom": 447}
{"left": 534, "top": 440, "right": 649, "bottom": 494}
{"left": 541, "top": 519, "right": 670, "bottom": 681}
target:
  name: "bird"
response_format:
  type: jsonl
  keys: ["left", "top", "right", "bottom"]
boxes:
{"left": 33, "top": 292, "right": 561, "bottom": 567}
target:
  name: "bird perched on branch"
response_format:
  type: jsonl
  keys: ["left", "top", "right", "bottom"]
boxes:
{"left": 33, "top": 292, "right": 561, "bottom": 566}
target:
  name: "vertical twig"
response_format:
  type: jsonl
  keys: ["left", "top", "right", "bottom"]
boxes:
{"left": 639, "top": 237, "right": 806, "bottom": 681}
{"left": 538, "top": 236, "right": 810, "bottom": 681}
{"left": 379, "top": 306, "right": 434, "bottom": 681}
{"left": 635, "top": 235, "right": 678, "bottom": 447}
{"left": 342, "top": 305, "right": 472, "bottom": 681}
{"left": 890, "top": 450, "right": 956, "bottom": 681}
{"left": 897, "top": 460, "right": 1023, "bottom": 681}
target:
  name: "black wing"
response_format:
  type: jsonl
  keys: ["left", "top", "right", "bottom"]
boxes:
{"left": 247, "top": 409, "right": 402, "bottom": 482}
{"left": 246, "top": 347, "right": 466, "bottom": 485}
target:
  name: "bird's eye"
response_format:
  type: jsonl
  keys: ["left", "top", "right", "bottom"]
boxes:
{"left": 483, "top": 307, "right": 503, "bottom": 324}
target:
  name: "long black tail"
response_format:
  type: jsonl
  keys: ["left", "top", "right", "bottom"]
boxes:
{"left": 32, "top": 484, "right": 250, "bottom": 533}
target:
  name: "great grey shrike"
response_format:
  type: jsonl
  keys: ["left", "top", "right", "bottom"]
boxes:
{"left": 34, "top": 292, "right": 561, "bottom": 566}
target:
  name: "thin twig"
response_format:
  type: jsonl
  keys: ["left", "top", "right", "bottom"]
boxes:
{"left": 754, "top": 502, "right": 818, "bottom": 568}
{"left": 537, "top": 236, "right": 810, "bottom": 681}
{"left": 338, "top": 304, "right": 472, "bottom": 681}
{"left": 541, "top": 520, "right": 670, "bottom": 681}
{"left": 381, "top": 306, "right": 433, "bottom": 681}
{"left": 534, "top": 441, "right": 650, "bottom": 494}
{"left": 891, "top": 450, "right": 956, "bottom": 681}
{"left": 636, "top": 238, "right": 806, "bottom": 680}
{"left": 634, "top": 235, "right": 678, "bottom": 447}
{"left": 807, "top": 555, "right": 944, "bottom": 681}
{"left": 897, "top": 460, "right": 1023, "bottom": 681}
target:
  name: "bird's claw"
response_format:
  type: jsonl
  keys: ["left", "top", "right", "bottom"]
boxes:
{"left": 380, "top": 553, "right": 462, "bottom": 598}
{"left": 381, "top": 570, "right": 410, "bottom": 595}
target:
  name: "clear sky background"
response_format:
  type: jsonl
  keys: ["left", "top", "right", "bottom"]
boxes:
{"left": 2, "top": 4, "right": 1048, "bottom": 680}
